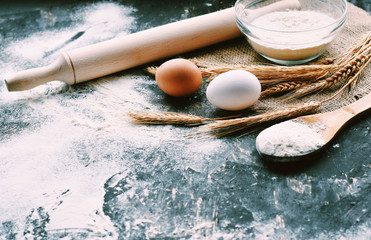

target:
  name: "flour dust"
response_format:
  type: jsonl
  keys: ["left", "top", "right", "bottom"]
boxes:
{"left": 0, "top": 2, "right": 368, "bottom": 240}
{"left": 0, "top": 3, "right": 227, "bottom": 238}
{"left": 0, "top": 2, "right": 137, "bottom": 239}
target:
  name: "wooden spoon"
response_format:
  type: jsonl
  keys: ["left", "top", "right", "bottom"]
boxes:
{"left": 256, "top": 92, "right": 371, "bottom": 162}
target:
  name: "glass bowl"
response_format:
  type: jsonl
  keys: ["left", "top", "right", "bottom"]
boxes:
{"left": 235, "top": 0, "right": 347, "bottom": 65}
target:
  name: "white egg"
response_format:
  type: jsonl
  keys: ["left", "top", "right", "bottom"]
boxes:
{"left": 206, "top": 70, "right": 261, "bottom": 111}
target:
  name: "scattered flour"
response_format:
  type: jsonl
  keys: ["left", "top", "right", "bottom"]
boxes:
{"left": 0, "top": 2, "right": 137, "bottom": 238}
{"left": 248, "top": 10, "right": 337, "bottom": 61}
{"left": 0, "top": 2, "right": 226, "bottom": 235}
{"left": 2, "top": 2, "right": 135, "bottom": 76}
{"left": 256, "top": 119, "right": 326, "bottom": 157}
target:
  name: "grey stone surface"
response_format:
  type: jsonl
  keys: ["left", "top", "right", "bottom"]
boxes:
{"left": 0, "top": 1, "right": 370, "bottom": 239}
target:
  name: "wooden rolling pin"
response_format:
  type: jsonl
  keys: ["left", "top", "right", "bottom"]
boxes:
{"left": 5, "top": 0, "right": 300, "bottom": 91}
{"left": 5, "top": 8, "right": 240, "bottom": 91}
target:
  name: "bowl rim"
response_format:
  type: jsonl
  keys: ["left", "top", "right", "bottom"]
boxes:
{"left": 234, "top": 0, "right": 348, "bottom": 33}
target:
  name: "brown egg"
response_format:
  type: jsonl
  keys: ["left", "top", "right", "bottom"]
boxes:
{"left": 155, "top": 58, "right": 202, "bottom": 97}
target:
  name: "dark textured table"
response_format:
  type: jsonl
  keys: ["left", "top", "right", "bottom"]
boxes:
{"left": 0, "top": 0, "right": 370, "bottom": 239}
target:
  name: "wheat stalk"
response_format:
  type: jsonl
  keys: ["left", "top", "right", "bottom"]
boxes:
{"left": 194, "top": 101, "right": 322, "bottom": 136}
{"left": 201, "top": 65, "right": 334, "bottom": 87}
{"left": 147, "top": 64, "right": 333, "bottom": 87}
{"left": 128, "top": 111, "right": 239, "bottom": 125}
{"left": 129, "top": 58, "right": 370, "bottom": 136}
{"left": 135, "top": 32, "right": 371, "bottom": 136}
{"left": 196, "top": 56, "right": 371, "bottom": 137}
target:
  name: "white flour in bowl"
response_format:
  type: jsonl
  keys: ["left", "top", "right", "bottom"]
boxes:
{"left": 256, "top": 119, "right": 326, "bottom": 157}
{"left": 248, "top": 10, "right": 337, "bottom": 61}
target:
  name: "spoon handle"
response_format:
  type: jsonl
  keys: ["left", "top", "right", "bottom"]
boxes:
{"left": 298, "top": 93, "right": 371, "bottom": 143}
{"left": 341, "top": 93, "right": 371, "bottom": 116}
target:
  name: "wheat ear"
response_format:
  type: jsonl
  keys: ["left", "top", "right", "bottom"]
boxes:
{"left": 128, "top": 112, "right": 208, "bottom": 124}
{"left": 260, "top": 81, "right": 310, "bottom": 97}
{"left": 335, "top": 31, "right": 371, "bottom": 66}
{"left": 147, "top": 66, "right": 158, "bottom": 75}
{"left": 288, "top": 48, "right": 371, "bottom": 98}
{"left": 323, "top": 56, "right": 371, "bottom": 102}
{"left": 315, "top": 57, "right": 336, "bottom": 65}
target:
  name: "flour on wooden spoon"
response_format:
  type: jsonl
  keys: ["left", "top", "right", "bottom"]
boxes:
{"left": 256, "top": 119, "right": 326, "bottom": 157}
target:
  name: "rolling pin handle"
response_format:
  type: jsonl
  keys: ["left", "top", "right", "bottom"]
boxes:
{"left": 4, "top": 54, "right": 75, "bottom": 92}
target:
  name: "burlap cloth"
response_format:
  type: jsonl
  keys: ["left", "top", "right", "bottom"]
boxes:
{"left": 189, "top": 3, "right": 371, "bottom": 112}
